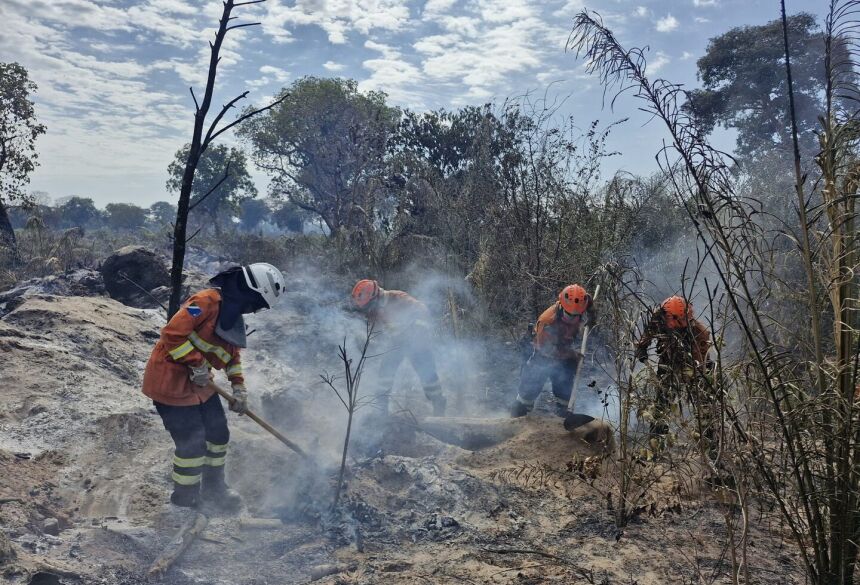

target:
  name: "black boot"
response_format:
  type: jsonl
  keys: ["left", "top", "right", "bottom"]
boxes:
{"left": 510, "top": 400, "right": 531, "bottom": 418}
{"left": 201, "top": 467, "right": 242, "bottom": 513}
{"left": 170, "top": 483, "right": 200, "bottom": 508}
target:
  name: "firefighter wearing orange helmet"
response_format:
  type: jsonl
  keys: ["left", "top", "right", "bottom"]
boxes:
{"left": 634, "top": 295, "right": 713, "bottom": 437}
{"left": 511, "top": 284, "right": 594, "bottom": 417}
{"left": 352, "top": 279, "right": 446, "bottom": 416}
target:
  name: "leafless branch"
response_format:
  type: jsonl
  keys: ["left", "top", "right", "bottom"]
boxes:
{"left": 189, "top": 161, "right": 231, "bottom": 211}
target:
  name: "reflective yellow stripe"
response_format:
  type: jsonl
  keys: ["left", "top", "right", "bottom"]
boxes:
{"left": 173, "top": 455, "right": 205, "bottom": 468}
{"left": 188, "top": 332, "right": 232, "bottom": 365}
{"left": 205, "top": 456, "right": 226, "bottom": 467}
{"left": 226, "top": 364, "right": 243, "bottom": 377}
{"left": 206, "top": 441, "right": 228, "bottom": 453}
{"left": 172, "top": 471, "right": 202, "bottom": 485}
{"left": 168, "top": 340, "right": 195, "bottom": 360}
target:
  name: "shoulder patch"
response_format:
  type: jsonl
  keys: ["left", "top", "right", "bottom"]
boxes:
{"left": 186, "top": 304, "right": 203, "bottom": 318}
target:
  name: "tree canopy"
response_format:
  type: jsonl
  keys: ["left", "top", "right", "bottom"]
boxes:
{"left": 239, "top": 77, "right": 400, "bottom": 235}
{"left": 686, "top": 13, "right": 826, "bottom": 160}
{"left": 105, "top": 203, "right": 146, "bottom": 231}
{"left": 166, "top": 143, "right": 257, "bottom": 235}
{"left": 0, "top": 62, "right": 46, "bottom": 262}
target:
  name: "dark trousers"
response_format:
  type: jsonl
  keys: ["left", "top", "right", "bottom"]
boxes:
{"left": 516, "top": 353, "right": 578, "bottom": 409}
{"left": 376, "top": 329, "right": 442, "bottom": 408}
{"left": 651, "top": 363, "right": 717, "bottom": 454}
{"left": 154, "top": 393, "right": 230, "bottom": 492}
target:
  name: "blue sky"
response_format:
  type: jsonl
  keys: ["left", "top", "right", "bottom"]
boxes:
{"left": 1, "top": 0, "right": 827, "bottom": 208}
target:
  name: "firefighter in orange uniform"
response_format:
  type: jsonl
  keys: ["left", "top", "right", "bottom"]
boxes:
{"left": 511, "top": 284, "right": 594, "bottom": 417}
{"left": 634, "top": 296, "right": 712, "bottom": 438}
{"left": 351, "top": 279, "right": 446, "bottom": 417}
{"left": 142, "top": 263, "right": 285, "bottom": 509}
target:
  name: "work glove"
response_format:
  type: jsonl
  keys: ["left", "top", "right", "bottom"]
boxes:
{"left": 635, "top": 346, "right": 648, "bottom": 364}
{"left": 229, "top": 384, "right": 248, "bottom": 414}
{"left": 188, "top": 364, "right": 211, "bottom": 387}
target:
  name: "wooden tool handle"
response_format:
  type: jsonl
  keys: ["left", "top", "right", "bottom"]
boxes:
{"left": 209, "top": 383, "right": 310, "bottom": 460}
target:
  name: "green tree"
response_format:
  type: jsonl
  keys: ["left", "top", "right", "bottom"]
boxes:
{"left": 148, "top": 201, "right": 176, "bottom": 229}
{"left": 239, "top": 77, "right": 400, "bottom": 235}
{"left": 56, "top": 196, "right": 101, "bottom": 229}
{"left": 166, "top": 143, "right": 256, "bottom": 236}
{"left": 271, "top": 201, "right": 305, "bottom": 233}
{"left": 105, "top": 203, "right": 146, "bottom": 231}
{"left": 0, "top": 62, "right": 47, "bottom": 264}
{"left": 239, "top": 198, "right": 269, "bottom": 232}
{"left": 686, "top": 13, "right": 827, "bottom": 160}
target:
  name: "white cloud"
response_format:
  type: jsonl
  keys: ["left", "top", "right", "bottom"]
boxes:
{"left": 648, "top": 51, "right": 670, "bottom": 73}
{"left": 681, "top": 51, "right": 694, "bottom": 61}
{"left": 477, "top": 0, "right": 534, "bottom": 23}
{"left": 693, "top": 0, "right": 718, "bottom": 6}
{"left": 263, "top": 0, "right": 411, "bottom": 45}
{"left": 655, "top": 14, "right": 679, "bottom": 33}
{"left": 415, "top": 0, "right": 553, "bottom": 105}
{"left": 634, "top": 6, "right": 649, "bottom": 18}
{"left": 358, "top": 40, "right": 423, "bottom": 104}
{"left": 423, "top": 0, "right": 458, "bottom": 17}
{"left": 259, "top": 65, "right": 290, "bottom": 83}
{"left": 694, "top": 16, "right": 710, "bottom": 24}
{"left": 553, "top": 0, "right": 585, "bottom": 18}
{"left": 323, "top": 60, "right": 346, "bottom": 72}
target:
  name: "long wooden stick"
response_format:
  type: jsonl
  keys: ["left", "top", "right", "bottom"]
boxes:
{"left": 208, "top": 383, "right": 310, "bottom": 460}
{"left": 147, "top": 512, "right": 208, "bottom": 578}
{"left": 567, "top": 284, "right": 601, "bottom": 414}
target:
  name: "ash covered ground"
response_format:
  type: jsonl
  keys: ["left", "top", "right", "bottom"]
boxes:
{"left": 0, "top": 274, "right": 803, "bottom": 584}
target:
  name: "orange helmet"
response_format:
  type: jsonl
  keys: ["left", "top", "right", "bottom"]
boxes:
{"left": 661, "top": 296, "right": 693, "bottom": 328}
{"left": 352, "top": 279, "right": 380, "bottom": 308}
{"left": 559, "top": 284, "right": 589, "bottom": 315}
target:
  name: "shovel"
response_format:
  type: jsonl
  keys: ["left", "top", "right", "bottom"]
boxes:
{"left": 563, "top": 285, "right": 600, "bottom": 431}
{"left": 208, "top": 382, "right": 310, "bottom": 461}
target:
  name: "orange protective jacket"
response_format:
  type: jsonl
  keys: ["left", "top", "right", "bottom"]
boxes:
{"left": 366, "top": 290, "right": 430, "bottom": 332}
{"left": 636, "top": 310, "right": 711, "bottom": 369}
{"left": 142, "top": 289, "right": 245, "bottom": 406}
{"left": 534, "top": 302, "right": 586, "bottom": 361}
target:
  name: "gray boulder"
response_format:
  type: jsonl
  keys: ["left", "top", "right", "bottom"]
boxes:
{"left": 101, "top": 246, "right": 170, "bottom": 308}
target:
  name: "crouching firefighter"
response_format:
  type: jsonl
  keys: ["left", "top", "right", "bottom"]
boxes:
{"left": 351, "top": 279, "right": 447, "bottom": 417}
{"left": 511, "top": 284, "right": 594, "bottom": 417}
{"left": 634, "top": 296, "right": 713, "bottom": 442}
{"left": 142, "top": 263, "right": 286, "bottom": 509}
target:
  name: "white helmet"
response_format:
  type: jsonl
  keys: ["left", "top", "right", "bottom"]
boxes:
{"left": 242, "top": 263, "right": 285, "bottom": 309}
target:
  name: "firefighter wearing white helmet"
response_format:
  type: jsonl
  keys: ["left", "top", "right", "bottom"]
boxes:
{"left": 141, "top": 263, "right": 286, "bottom": 510}
{"left": 242, "top": 262, "right": 285, "bottom": 309}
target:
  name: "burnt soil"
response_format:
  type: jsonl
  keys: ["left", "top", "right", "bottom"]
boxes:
{"left": 0, "top": 290, "right": 803, "bottom": 584}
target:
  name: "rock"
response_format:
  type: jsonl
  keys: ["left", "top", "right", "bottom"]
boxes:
{"left": 0, "top": 530, "right": 16, "bottom": 564}
{"left": 0, "top": 269, "right": 104, "bottom": 318}
{"left": 440, "top": 516, "right": 459, "bottom": 528}
{"left": 41, "top": 518, "right": 60, "bottom": 536}
{"left": 100, "top": 246, "right": 170, "bottom": 308}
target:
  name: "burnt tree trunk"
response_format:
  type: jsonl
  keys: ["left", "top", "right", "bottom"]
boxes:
{"left": 0, "top": 198, "right": 20, "bottom": 267}
{"left": 167, "top": 0, "right": 287, "bottom": 318}
{"left": 167, "top": 1, "right": 235, "bottom": 318}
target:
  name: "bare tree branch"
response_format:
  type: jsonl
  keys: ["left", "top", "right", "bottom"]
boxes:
{"left": 189, "top": 161, "right": 231, "bottom": 211}
{"left": 207, "top": 93, "right": 290, "bottom": 147}
{"left": 227, "top": 22, "right": 261, "bottom": 31}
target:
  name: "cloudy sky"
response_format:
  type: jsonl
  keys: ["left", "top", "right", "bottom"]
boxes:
{"left": 2, "top": 0, "right": 827, "bottom": 207}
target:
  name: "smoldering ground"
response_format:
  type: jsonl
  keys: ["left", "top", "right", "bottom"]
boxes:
{"left": 239, "top": 261, "right": 615, "bottom": 476}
